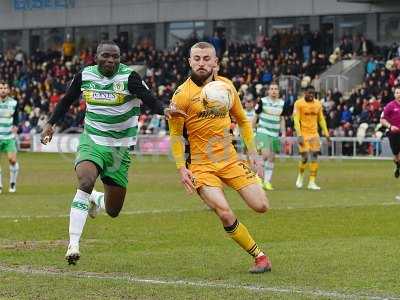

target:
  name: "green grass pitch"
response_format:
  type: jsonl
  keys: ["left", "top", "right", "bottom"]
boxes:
{"left": 0, "top": 152, "right": 399, "bottom": 299}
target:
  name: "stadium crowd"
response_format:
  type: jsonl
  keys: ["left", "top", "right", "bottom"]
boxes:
{"left": 0, "top": 28, "right": 399, "bottom": 140}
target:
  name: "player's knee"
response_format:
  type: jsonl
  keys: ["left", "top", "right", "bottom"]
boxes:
{"left": 310, "top": 152, "right": 318, "bottom": 161}
{"left": 77, "top": 176, "right": 96, "bottom": 194}
{"left": 254, "top": 196, "right": 269, "bottom": 213}
{"left": 217, "top": 209, "right": 235, "bottom": 225}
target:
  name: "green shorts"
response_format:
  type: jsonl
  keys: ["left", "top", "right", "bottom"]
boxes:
{"left": 0, "top": 139, "right": 17, "bottom": 153}
{"left": 75, "top": 133, "right": 131, "bottom": 188}
{"left": 256, "top": 133, "right": 281, "bottom": 154}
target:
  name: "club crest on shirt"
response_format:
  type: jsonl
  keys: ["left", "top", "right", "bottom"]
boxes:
{"left": 113, "top": 81, "right": 125, "bottom": 93}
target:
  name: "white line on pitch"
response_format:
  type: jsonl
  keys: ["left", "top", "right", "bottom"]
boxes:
{"left": 0, "top": 201, "right": 398, "bottom": 220}
{"left": 0, "top": 202, "right": 398, "bottom": 219}
{"left": 0, "top": 264, "right": 398, "bottom": 300}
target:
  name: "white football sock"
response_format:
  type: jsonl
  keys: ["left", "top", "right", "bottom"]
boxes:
{"left": 264, "top": 161, "right": 274, "bottom": 183}
{"left": 9, "top": 162, "right": 19, "bottom": 184}
{"left": 91, "top": 190, "right": 105, "bottom": 209}
{"left": 69, "top": 189, "right": 90, "bottom": 246}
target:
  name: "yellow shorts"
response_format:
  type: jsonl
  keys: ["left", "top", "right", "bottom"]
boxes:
{"left": 298, "top": 135, "right": 321, "bottom": 153}
{"left": 189, "top": 159, "right": 258, "bottom": 191}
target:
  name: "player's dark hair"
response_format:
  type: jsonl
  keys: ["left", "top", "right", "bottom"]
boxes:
{"left": 306, "top": 85, "right": 315, "bottom": 91}
{"left": 0, "top": 80, "right": 8, "bottom": 86}
{"left": 96, "top": 40, "right": 119, "bottom": 53}
{"left": 268, "top": 81, "right": 279, "bottom": 89}
{"left": 394, "top": 85, "right": 400, "bottom": 92}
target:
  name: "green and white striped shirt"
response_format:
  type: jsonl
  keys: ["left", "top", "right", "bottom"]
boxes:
{"left": 245, "top": 109, "right": 256, "bottom": 124}
{"left": 0, "top": 97, "right": 17, "bottom": 140}
{"left": 81, "top": 64, "right": 140, "bottom": 147}
{"left": 256, "top": 97, "right": 284, "bottom": 137}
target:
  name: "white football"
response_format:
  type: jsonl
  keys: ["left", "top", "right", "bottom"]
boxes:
{"left": 201, "top": 81, "right": 234, "bottom": 110}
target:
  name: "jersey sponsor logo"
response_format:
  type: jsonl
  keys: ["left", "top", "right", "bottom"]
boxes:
{"left": 93, "top": 91, "right": 116, "bottom": 101}
{"left": 304, "top": 111, "right": 318, "bottom": 116}
{"left": 83, "top": 90, "right": 126, "bottom": 105}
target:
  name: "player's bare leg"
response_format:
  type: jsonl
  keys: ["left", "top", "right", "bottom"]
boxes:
{"left": 88, "top": 179, "right": 126, "bottom": 218}
{"left": 394, "top": 153, "right": 400, "bottom": 178}
{"left": 394, "top": 154, "right": 400, "bottom": 201}
{"left": 103, "top": 182, "right": 126, "bottom": 218}
{"left": 199, "top": 186, "right": 271, "bottom": 273}
{"left": 66, "top": 161, "right": 98, "bottom": 265}
{"left": 237, "top": 183, "right": 269, "bottom": 213}
{"left": 7, "top": 152, "right": 18, "bottom": 193}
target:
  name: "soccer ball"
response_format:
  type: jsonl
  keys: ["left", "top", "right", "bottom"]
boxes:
{"left": 201, "top": 81, "right": 234, "bottom": 110}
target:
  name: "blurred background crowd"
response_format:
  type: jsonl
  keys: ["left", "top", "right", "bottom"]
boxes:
{"left": 1, "top": 27, "right": 400, "bottom": 142}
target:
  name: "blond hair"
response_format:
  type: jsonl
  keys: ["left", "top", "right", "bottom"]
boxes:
{"left": 190, "top": 42, "right": 216, "bottom": 57}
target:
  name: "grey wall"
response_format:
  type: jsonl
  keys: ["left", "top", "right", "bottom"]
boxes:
{"left": 1, "top": 0, "right": 399, "bottom": 30}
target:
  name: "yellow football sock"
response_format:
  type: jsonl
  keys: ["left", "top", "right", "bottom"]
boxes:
{"left": 309, "top": 161, "right": 319, "bottom": 182}
{"left": 224, "top": 219, "right": 262, "bottom": 258}
{"left": 298, "top": 161, "right": 307, "bottom": 174}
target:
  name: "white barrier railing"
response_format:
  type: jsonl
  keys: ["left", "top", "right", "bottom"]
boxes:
{"left": 20, "top": 134, "right": 393, "bottom": 159}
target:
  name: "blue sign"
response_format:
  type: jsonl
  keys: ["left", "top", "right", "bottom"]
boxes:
{"left": 13, "top": 0, "right": 75, "bottom": 10}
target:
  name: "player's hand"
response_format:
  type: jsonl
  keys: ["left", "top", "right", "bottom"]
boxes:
{"left": 297, "top": 136, "right": 304, "bottom": 146}
{"left": 178, "top": 167, "right": 196, "bottom": 194}
{"left": 325, "top": 135, "right": 331, "bottom": 143}
{"left": 164, "top": 103, "right": 188, "bottom": 120}
{"left": 40, "top": 123, "right": 55, "bottom": 145}
{"left": 390, "top": 125, "right": 400, "bottom": 133}
{"left": 248, "top": 152, "right": 264, "bottom": 179}
{"left": 11, "top": 126, "right": 18, "bottom": 135}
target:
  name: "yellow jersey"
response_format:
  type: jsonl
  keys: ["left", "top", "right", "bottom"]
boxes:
{"left": 169, "top": 76, "right": 254, "bottom": 167}
{"left": 293, "top": 98, "right": 328, "bottom": 137}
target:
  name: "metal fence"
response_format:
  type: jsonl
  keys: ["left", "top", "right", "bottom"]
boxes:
{"left": 236, "top": 136, "right": 392, "bottom": 159}
{"left": 20, "top": 134, "right": 393, "bottom": 159}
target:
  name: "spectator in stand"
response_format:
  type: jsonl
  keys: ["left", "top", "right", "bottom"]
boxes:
{"left": 340, "top": 104, "right": 352, "bottom": 124}
{"left": 62, "top": 34, "right": 75, "bottom": 62}
{"left": 358, "top": 35, "right": 374, "bottom": 56}
{"left": 340, "top": 37, "right": 353, "bottom": 57}
{"left": 209, "top": 31, "right": 223, "bottom": 58}
{"left": 1, "top": 28, "right": 391, "bottom": 139}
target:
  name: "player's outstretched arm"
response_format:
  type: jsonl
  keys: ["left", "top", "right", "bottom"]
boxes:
{"left": 230, "top": 95, "right": 263, "bottom": 177}
{"left": 168, "top": 117, "right": 195, "bottom": 194}
{"left": 41, "top": 73, "right": 82, "bottom": 145}
{"left": 40, "top": 123, "right": 55, "bottom": 145}
{"left": 127, "top": 71, "right": 165, "bottom": 115}
{"left": 293, "top": 102, "right": 303, "bottom": 145}
{"left": 318, "top": 109, "right": 330, "bottom": 142}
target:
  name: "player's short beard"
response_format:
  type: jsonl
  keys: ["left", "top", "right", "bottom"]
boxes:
{"left": 305, "top": 95, "right": 314, "bottom": 102}
{"left": 191, "top": 70, "right": 213, "bottom": 85}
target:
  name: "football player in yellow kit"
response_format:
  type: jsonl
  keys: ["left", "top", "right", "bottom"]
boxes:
{"left": 293, "top": 86, "right": 330, "bottom": 190}
{"left": 168, "top": 42, "right": 271, "bottom": 273}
